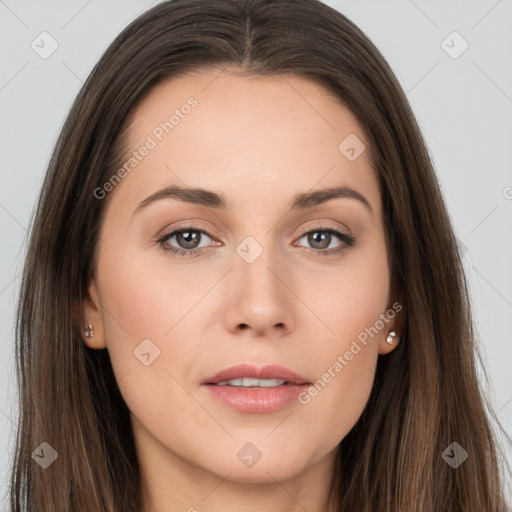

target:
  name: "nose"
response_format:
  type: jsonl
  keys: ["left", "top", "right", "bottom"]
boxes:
{"left": 223, "top": 243, "right": 296, "bottom": 338}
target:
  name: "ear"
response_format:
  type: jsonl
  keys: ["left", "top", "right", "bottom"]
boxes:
{"left": 378, "top": 298, "right": 406, "bottom": 355}
{"left": 81, "top": 280, "right": 107, "bottom": 349}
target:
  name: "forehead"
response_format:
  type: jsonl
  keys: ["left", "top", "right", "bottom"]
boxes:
{"left": 112, "top": 68, "right": 380, "bottom": 216}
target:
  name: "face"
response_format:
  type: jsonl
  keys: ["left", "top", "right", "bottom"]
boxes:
{"left": 84, "top": 68, "right": 401, "bottom": 494}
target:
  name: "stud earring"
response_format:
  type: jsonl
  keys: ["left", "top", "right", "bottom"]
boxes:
{"left": 84, "top": 324, "right": 95, "bottom": 338}
{"left": 386, "top": 330, "right": 397, "bottom": 344}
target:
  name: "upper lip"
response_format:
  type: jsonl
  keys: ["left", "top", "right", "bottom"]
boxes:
{"left": 202, "top": 364, "right": 311, "bottom": 385}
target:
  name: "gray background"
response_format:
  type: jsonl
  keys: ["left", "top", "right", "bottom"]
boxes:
{"left": 1, "top": 0, "right": 511, "bottom": 505}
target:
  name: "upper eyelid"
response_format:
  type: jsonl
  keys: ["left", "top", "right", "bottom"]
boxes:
{"left": 297, "top": 222, "right": 350, "bottom": 236}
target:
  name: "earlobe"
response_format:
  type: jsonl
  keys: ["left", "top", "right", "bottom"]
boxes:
{"left": 378, "top": 329, "right": 400, "bottom": 354}
{"left": 81, "top": 280, "right": 107, "bottom": 349}
{"left": 378, "top": 297, "right": 406, "bottom": 355}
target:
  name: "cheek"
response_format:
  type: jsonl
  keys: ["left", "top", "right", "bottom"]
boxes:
{"left": 295, "top": 244, "right": 390, "bottom": 441}
{"left": 94, "top": 249, "right": 208, "bottom": 439}
{"left": 93, "top": 244, "right": 206, "bottom": 404}
{"left": 296, "top": 294, "right": 383, "bottom": 451}
{"left": 97, "top": 243, "right": 209, "bottom": 343}
{"left": 302, "top": 236, "right": 390, "bottom": 346}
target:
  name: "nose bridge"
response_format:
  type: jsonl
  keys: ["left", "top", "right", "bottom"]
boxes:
{"left": 235, "top": 232, "right": 282, "bottom": 298}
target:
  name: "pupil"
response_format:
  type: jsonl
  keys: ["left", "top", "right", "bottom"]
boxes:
{"left": 178, "top": 231, "right": 199, "bottom": 248}
{"left": 309, "top": 231, "right": 329, "bottom": 249}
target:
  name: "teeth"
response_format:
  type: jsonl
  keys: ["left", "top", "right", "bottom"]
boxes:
{"left": 215, "top": 378, "right": 287, "bottom": 387}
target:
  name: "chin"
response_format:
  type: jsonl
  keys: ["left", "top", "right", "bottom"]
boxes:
{"left": 214, "top": 460, "right": 308, "bottom": 484}
{"left": 200, "top": 441, "right": 316, "bottom": 483}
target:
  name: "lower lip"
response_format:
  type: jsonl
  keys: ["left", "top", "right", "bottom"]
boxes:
{"left": 203, "top": 384, "right": 310, "bottom": 413}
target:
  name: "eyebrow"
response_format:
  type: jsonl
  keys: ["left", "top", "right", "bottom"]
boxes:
{"left": 133, "top": 184, "right": 373, "bottom": 216}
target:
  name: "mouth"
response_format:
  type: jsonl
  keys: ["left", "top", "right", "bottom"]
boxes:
{"left": 202, "top": 363, "right": 311, "bottom": 387}
{"left": 210, "top": 377, "right": 289, "bottom": 388}
{"left": 201, "top": 364, "right": 312, "bottom": 413}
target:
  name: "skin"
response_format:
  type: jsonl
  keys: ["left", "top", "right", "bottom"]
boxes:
{"left": 83, "top": 68, "right": 402, "bottom": 512}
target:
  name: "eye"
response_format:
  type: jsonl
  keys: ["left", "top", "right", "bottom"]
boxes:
{"left": 295, "top": 224, "right": 356, "bottom": 256}
{"left": 156, "top": 225, "right": 215, "bottom": 257}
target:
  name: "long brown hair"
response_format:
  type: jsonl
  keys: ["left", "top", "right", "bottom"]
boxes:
{"left": 9, "top": 0, "right": 510, "bottom": 510}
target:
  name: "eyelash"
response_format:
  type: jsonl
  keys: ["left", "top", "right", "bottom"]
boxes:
{"left": 156, "top": 222, "right": 356, "bottom": 258}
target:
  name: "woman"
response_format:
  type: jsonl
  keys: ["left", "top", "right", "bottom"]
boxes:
{"left": 8, "top": 0, "right": 509, "bottom": 510}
